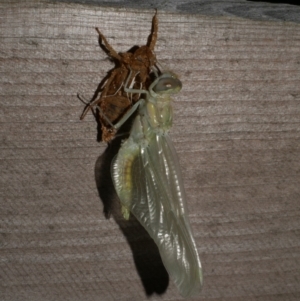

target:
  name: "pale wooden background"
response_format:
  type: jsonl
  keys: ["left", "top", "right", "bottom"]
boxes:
{"left": 1, "top": 1, "right": 300, "bottom": 301}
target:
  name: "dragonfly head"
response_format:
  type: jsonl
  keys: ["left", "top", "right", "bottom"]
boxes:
{"left": 152, "top": 73, "right": 182, "bottom": 95}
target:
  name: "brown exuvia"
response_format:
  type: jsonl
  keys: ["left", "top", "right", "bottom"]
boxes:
{"left": 80, "top": 11, "right": 158, "bottom": 142}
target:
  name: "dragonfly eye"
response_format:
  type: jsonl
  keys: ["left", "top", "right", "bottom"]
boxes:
{"left": 153, "top": 76, "right": 182, "bottom": 94}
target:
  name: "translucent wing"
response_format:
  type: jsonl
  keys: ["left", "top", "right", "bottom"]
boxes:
{"left": 112, "top": 133, "right": 203, "bottom": 297}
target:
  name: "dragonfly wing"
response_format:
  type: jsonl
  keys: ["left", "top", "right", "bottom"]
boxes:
{"left": 112, "top": 134, "right": 203, "bottom": 297}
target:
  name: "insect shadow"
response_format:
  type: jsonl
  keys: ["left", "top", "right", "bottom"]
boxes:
{"left": 94, "top": 126, "right": 169, "bottom": 296}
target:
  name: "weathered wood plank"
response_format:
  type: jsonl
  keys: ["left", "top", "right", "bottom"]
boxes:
{"left": 1, "top": 1, "right": 300, "bottom": 301}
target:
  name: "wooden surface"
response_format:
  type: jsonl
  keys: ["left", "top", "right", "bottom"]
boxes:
{"left": 1, "top": 1, "right": 300, "bottom": 300}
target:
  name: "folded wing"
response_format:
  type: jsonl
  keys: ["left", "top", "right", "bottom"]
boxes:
{"left": 112, "top": 133, "right": 203, "bottom": 297}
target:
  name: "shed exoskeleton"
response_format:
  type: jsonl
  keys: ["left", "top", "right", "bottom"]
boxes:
{"left": 80, "top": 11, "right": 158, "bottom": 142}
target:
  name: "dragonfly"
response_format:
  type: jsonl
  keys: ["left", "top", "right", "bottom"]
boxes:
{"left": 110, "top": 69, "right": 203, "bottom": 297}
{"left": 80, "top": 11, "right": 158, "bottom": 142}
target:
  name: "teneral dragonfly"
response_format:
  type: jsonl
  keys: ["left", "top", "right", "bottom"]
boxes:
{"left": 111, "top": 70, "right": 203, "bottom": 297}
